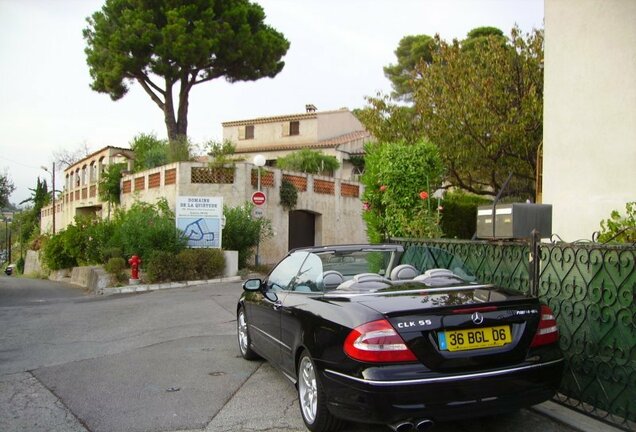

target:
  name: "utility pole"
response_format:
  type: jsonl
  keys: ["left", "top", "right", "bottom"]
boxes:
{"left": 41, "top": 163, "right": 56, "bottom": 234}
{"left": 52, "top": 162, "right": 56, "bottom": 234}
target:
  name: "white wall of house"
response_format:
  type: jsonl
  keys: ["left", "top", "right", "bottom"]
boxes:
{"left": 226, "top": 116, "right": 319, "bottom": 150}
{"left": 222, "top": 109, "right": 364, "bottom": 151}
{"left": 543, "top": 0, "right": 636, "bottom": 241}
{"left": 316, "top": 110, "right": 365, "bottom": 141}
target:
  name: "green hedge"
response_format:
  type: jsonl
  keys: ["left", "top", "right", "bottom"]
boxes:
{"left": 440, "top": 192, "right": 492, "bottom": 239}
{"left": 145, "top": 248, "right": 225, "bottom": 283}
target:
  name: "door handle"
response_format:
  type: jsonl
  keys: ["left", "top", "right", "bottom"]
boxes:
{"left": 273, "top": 300, "right": 283, "bottom": 310}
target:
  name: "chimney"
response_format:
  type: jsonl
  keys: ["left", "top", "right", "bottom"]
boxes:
{"left": 305, "top": 104, "right": 317, "bottom": 113}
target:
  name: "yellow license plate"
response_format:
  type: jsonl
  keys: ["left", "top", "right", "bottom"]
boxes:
{"left": 439, "top": 325, "right": 511, "bottom": 351}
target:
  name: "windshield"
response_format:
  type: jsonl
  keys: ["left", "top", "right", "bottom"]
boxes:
{"left": 276, "top": 245, "right": 479, "bottom": 295}
{"left": 319, "top": 249, "right": 394, "bottom": 277}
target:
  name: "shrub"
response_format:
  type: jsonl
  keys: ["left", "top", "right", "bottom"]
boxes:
{"left": 41, "top": 234, "right": 77, "bottom": 270}
{"left": 144, "top": 250, "right": 178, "bottom": 283}
{"left": 279, "top": 179, "right": 298, "bottom": 210}
{"left": 39, "top": 199, "right": 186, "bottom": 272}
{"left": 175, "top": 248, "right": 225, "bottom": 280}
{"left": 104, "top": 257, "right": 128, "bottom": 285}
{"left": 193, "top": 248, "right": 225, "bottom": 279}
{"left": 101, "top": 247, "right": 123, "bottom": 264}
{"left": 276, "top": 149, "right": 340, "bottom": 174}
{"left": 598, "top": 202, "right": 636, "bottom": 243}
{"left": 440, "top": 192, "right": 492, "bottom": 239}
{"left": 16, "top": 257, "right": 25, "bottom": 274}
{"left": 361, "top": 139, "right": 444, "bottom": 241}
{"left": 143, "top": 248, "right": 224, "bottom": 282}
{"left": 109, "top": 199, "right": 187, "bottom": 260}
{"left": 223, "top": 203, "right": 272, "bottom": 268}
{"left": 41, "top": 215, "right": 113, "bottom": 267}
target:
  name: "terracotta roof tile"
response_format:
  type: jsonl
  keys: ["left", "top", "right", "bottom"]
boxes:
{"left": 234, "top": 130, "right": 372, "bottom": 154}
{"left": 221, "top": 108, "right": 352, "bottom": 127}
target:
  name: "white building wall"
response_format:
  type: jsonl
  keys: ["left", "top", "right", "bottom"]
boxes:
{"left": 225, "top": 117, "right": 319, "bottom": 150}
{"left": 543, "top": 0, "right": 636, "bottom": 241}
{"left": 316, "top": 110, "right": 365, "bottom": 141}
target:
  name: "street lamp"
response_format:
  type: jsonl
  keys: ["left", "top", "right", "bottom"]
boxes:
{"left": 41, "top": 162, "right": 56, "bottom": 234}
{"left": 253, "top": 154, "right": 266, "bottom": 190}
{"left": 253, "top": 155, "right": 266, "bottom": 267}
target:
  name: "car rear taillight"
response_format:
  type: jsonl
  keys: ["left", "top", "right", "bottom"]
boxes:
{"left": 531, "top": 305, "right": 559, "bottom": 347}
{"left": 344, "top": 319, "right": 417, "bottom": 363}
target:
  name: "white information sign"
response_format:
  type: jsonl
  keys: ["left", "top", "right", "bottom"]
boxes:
{"left": 176, "top": 196, "right": 223, "bottom": 248}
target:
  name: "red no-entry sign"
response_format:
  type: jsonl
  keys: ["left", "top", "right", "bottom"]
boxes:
{"left": 251, "top": 191, "right": 267, "bottom": 206}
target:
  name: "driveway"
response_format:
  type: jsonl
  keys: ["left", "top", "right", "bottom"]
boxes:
{"left": 0, "top": 275, "right": 590, "bottom": 432}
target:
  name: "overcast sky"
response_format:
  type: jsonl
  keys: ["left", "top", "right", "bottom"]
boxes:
{"left": 0, "top": 0, "right": 543, "bottom": 205}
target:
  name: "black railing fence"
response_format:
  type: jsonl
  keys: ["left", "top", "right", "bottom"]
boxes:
{"left": 391, "top": 238, "right": 636, "bottom": 431}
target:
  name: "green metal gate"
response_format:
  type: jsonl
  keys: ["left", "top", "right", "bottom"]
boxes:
{"left": 393, "top": 238, "right": 635, "bottom": 431}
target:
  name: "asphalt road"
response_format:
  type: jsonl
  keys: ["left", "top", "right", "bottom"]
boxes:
{"left": 0, "top": 274, "right": 584, "bottom": 432}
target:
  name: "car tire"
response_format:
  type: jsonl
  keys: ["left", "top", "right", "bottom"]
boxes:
{"left": 237, "top": 307, "right": 259, "bottom": 360}
{"left": 297, "top": 350, "right": 344, "bottom": 432}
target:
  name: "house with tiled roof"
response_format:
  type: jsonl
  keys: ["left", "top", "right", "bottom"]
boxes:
{"left": 221, "top": 106, "right": 371, "bottom": 180}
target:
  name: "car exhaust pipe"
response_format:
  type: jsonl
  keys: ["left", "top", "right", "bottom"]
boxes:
{"left": 390, "top": 421, "right": 414, "bottom": 432}
{"left": 415, "top": 419, "right": 434, "bottom": 431}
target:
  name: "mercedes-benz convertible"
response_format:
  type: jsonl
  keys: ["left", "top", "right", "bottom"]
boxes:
{"left": 236, "top": 244, "right": 563, "bottom": 432}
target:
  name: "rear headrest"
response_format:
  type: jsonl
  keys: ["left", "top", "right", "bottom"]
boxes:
{"left": 390, "top": 264, "right": 419, "bottom": 281}
{"left": 414, "top": 268, "right": 456, "bottom": 280}
{"left": 322, "top": 270, "right": 344, "bottom": 290}
{"left": 352, "top": 273, "right": 389, "bottom": 283}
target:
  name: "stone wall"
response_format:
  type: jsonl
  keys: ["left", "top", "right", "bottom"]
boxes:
{"left": 121, "top": 162, "right": 367, "bottom": 265}
{"left": 23, "top": 250, "right": 40, "bottom": 276}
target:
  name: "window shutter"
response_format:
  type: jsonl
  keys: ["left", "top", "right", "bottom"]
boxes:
{"left": 238, "top": 126, "right": 246, "bottom": 140}
{"left": 282, "top": 122, "right": 290, "bottom": 136}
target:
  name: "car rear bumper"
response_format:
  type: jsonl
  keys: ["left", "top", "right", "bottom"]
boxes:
{"left": 321, "top": 358, "right": 564, "bottom": 425}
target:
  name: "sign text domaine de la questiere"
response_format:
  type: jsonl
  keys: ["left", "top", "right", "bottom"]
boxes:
{"left": 176, "top": 196, "right": 223, "bottom": 248}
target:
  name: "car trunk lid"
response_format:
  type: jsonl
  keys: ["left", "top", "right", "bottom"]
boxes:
{"left": 352, "top": 284, "right": 541, "bottom": 370}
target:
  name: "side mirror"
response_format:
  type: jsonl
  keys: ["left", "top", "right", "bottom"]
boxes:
{"left": 243, "top": 278, "right": 262, "bottom": 292}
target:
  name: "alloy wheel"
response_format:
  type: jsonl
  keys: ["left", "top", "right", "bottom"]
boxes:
{"left": 298, "top": 355, "right": 318, "bottom": 424}
{"left": 237, "top": 310, "right": 249, "bottom": 355}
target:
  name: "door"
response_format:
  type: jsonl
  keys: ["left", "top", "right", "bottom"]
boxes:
{"left": 247, "top": 252, "right": 309, "bottom": 364}
{"left": 289, "top": 210, "right": 315, "bottom": 250}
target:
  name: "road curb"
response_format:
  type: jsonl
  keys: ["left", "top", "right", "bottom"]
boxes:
{"left": 97, "top": 276, "right": 242, "bottom": 295}
{"left": 531, "top": 401, "right": 623, "bottom": 432}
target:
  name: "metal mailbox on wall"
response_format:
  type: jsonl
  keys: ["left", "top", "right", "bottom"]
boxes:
{"left": 476, "top": 203, "right": 552, "bottom": 239}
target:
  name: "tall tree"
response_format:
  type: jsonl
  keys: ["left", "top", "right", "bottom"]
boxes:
{"left": 53, "top": 142, "right": 92, "bottom": 169}
{"left": 383, "top": 34, "right": 434, "bottom": 101}
{"left": 99, "top": 163, "right": 126, "bottom": 206}
{"left": 461, "top": 26, "right": 505, "bottom": 52}
{"left": 0, "top": 171, "right": 15, "bottom": 208}
{"left": 84, "top": 0, "right": 290, "bottom": 141}
{"left": 413, "top": 27, "right": 544, "bottom": 198}
{"left": 19, "top": 177, "right": 49, "bottom": 209}
{"left": 354, "top": 93, "right": 425, "bottom": 144}
{"left": 16, "top": 178, "right": 49, "bottom": 243}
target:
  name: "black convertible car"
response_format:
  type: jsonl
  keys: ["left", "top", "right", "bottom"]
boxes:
{"left": 237, "top": 244, "right": 563, "bottom": 432}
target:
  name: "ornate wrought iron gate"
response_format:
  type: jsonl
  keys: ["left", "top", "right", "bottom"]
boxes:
{"left": 393, "top": 238, "right": 636, "bottom": 431}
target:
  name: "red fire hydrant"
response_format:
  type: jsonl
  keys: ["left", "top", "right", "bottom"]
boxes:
{"left": 129, "top": 255, "right": 142, "bottom": 280}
